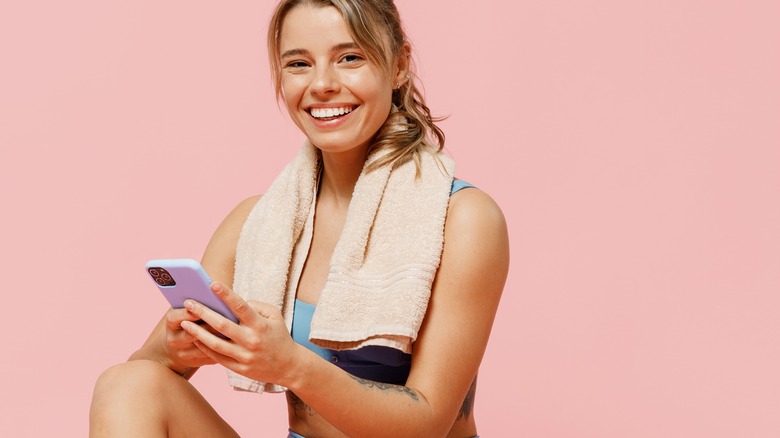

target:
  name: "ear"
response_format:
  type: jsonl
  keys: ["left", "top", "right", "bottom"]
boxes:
{"left": 393, "top": 42, "right": 412, "bottom": 88}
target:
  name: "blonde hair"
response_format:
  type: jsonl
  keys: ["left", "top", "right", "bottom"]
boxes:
{"left": 268, "top": 0, "right": 445, "bottom": 174}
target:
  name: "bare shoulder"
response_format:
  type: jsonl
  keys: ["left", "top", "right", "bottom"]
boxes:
{"left": 201, "top": 195, "right": 263, "bottom": 287}
{"left": 211, "top": 195, "right": 263, "bottom": 243}
{"left": 228, "top": 194, "right": 263, "bottom": 225}
{"left": 447, "top": 187, "right": 506, "bottom": 227}
{"left": 444, "top": 187, "right": 509, "bottom": 262}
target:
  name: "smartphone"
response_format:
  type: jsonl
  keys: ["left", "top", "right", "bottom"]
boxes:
{"left": 145, "top": 258, "right": 239, "bottom": 325}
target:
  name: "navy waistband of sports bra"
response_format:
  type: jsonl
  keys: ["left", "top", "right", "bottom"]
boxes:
{"left": 291, "top": 299, "right": 411, "bottom": 385}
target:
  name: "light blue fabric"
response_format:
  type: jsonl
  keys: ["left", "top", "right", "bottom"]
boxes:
{"left": 290, "top": 299, "right": 331, "bottom": 361}
{"left": 451, "top": 178, "right": 476, "bottom": 194}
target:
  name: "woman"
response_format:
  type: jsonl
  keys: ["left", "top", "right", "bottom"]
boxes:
{"left": 90, "top": 1, "right": 508, "bottom": 436}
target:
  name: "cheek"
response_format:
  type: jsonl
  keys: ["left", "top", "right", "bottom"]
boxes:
{"left": 342, "top": 69, "right": 391, "bottom": 97}
{"left": 351, "top": 82, "right": 394, "bottom": 115}
{"left": 281, "top": 77, "right": 307, "bottom": 109}
{"left": 281, "top": 88, "right": 307, "bottom": 132}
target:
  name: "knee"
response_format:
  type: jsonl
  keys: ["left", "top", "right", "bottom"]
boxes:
{"left": 91, "top": 360, "right": 177, "bottom": 412}
{"left": 94, "top": 360, "right": 176, "bottom": 397}
{"left": 90, "top": 360, "right": 181, "bottom": 434}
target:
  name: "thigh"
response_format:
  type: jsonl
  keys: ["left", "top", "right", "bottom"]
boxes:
{"left": 91, "top": 360, "right": 240, "bottom": 438}
{"left": 163, "top": 366, "right": 240, "bottom": 438}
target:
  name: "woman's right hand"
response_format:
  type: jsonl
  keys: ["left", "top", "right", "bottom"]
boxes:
{"left": 162, "top": 307, "right": 219, "bottom": 372}
{"left": 130, "top": 308, "right": 218, "bottom": 378}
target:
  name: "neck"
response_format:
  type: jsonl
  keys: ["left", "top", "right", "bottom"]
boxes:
{"left": 318, "top": 148, "right": 367, "bottom": 206}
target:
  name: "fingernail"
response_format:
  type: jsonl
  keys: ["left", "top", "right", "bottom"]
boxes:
{"left": 212, "top": 283, "right": 224, "bottom": 294}
{"left": 184, "top": 300, "right": 194, "bottom": 310}
{"left": 181, "top": 321, "right": 193, "bottom": 331}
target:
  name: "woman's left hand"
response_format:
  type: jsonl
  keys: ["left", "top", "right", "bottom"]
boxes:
{"left": 180, "top": 282, "right": 307, "bottom": 386}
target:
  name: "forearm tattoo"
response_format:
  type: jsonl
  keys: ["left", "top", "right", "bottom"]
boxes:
{"left": 287, "top": 390, "right": 317, "bottom": 417}
{"left": 456, "top": 376, "right": 477, "bottom": 421}
{"left": 348, "top": 374, "right": 420, "bottom": 401}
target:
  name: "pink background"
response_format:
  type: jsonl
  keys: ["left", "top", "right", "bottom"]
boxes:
{"left": 1, "top": 0, "right": 778, "bottom": 436}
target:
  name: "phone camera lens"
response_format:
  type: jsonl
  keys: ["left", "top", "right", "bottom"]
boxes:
{"left": 149, "top": 267, "right": 175, "bottom": 286}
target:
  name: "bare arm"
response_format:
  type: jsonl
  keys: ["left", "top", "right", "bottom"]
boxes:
{"left": 128, "top": 195, "right": 261, "bottom": 378}
{"left": 183, "top": 189, "right": 509, "bottom": 436}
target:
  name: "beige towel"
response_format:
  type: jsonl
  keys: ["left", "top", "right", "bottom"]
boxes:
{"left": 228, "top": 142, "right": 454, "bottom": 393}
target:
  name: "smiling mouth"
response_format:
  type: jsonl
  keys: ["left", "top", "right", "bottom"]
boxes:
{"left": 308, "top": 106, "right": 357, "bottom": 121}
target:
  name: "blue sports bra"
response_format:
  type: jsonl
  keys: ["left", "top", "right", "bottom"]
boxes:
{"left": 290, "top": 179, "right": 476, "bottom": 385}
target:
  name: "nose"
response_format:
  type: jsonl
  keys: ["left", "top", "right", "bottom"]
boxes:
{"left": 310, "top": 65, "right": 340, "bottom": 95}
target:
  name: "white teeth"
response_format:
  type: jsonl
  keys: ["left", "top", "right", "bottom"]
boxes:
{"left": 310, "top": 106, "right": 354, "bottom": 119}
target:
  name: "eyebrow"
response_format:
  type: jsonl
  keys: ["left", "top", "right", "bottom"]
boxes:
{"left": 281, "top": 42, "right": 361, "bottom": 59}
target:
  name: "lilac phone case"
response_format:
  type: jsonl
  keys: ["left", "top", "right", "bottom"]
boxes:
{"left": 145, "top": 258, "right": 239, "bottom": 324}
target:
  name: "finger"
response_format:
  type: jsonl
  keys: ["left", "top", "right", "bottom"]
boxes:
{"left": 168, "top": 343, "right": 215, "bottom": 365}
{"left": 192, "top": 340, "right": 237, "bottom": 368}
{"left": 168, "top": 324, "right": 222, "bottom": 348}
{"left": 177, "top": 347, "right": 218, "bottom": 367}
{"left": 180, "top": 320, "right": 239, "bottom": 360}
{"left": 165, "top": 308, "right": 202, "bottom": 331}
{"left": 210, "top": 282, "right": 261, "bottom": 325}
{"left": 191, "top": 340, "right": 256, "bottom": 378}
{"left": 183, "top": 300, "right": 239, "bottom": 340}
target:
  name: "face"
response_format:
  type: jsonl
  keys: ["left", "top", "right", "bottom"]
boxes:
{"left": 278, "top": 5, "right": 399, "bottom": 156}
